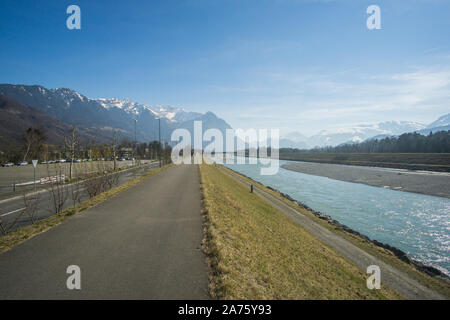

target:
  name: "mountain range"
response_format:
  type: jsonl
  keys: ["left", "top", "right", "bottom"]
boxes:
{"left": 0, "top": 92, "right": 128, "bottom": 151}
{"left": 280, "top": 116, "right": 450, "bottom": 149}
{"left": 0, "top": 83, "right": 448, "bottom": 151}
{"left": 0, "top": 84, "right": 232, "bottom": 147}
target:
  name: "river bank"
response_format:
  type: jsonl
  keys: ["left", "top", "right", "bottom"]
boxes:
{"left": 213, "top": 164, "right": 449, "bottom": 299}
{"left": 200, "top": 163, "right": 403, "bottom": 299}
{"left": 282, "top": 161, "right": 450, "bottom": 198}
{"left": 278, "top": 152, "right": 450, "bottom": 172}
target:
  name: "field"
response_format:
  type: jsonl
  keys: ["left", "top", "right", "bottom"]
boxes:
{"left": 199, "top": 163, "right": 401, "bottom": 299}
{"left": 278, "top": 152, "right": 450, "bottom": 172}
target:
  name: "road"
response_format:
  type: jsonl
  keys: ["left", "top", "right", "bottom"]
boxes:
{"left": 0, "top": 161, "right": 160, "bottom": 232}
{"left": 0, "top": 164, "right": 208, "bottom": 299}
{"left": 0, "top": 160, "right": 150, "bottom": 200}
{"left": 220, "top": 166, "right": 447, "bottom": 300}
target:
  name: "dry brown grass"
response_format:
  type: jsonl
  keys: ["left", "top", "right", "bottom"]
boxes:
{"left": 200, "top": 163, "right": 402, "bottom": 300}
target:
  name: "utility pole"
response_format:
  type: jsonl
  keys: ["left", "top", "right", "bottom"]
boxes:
{"left": 134, "top": 119, "right": 137, "bottom": 166}
{"left": 158, "top": 118, "right": 162, "bottom": 168}
{"left": 32, "top": 160, "right": 38, "bottom": 194}
{"left": 112, "top": 130, "right": 117, "bottom": 171}
{"left": 65, "top": 126, "right": 77, "bottom": 181}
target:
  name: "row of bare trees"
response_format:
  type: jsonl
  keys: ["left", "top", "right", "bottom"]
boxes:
{"left": 83, "top": 162, "right": 120, "bottom": 198}
{"left": 1, "top": 125, "right": 118, "bottom": 164}
{"left": 0, "top": 160, "right": 122, "bottom": 236}
{"left": 47, "top": 160, "right": 121, "bottom": 215}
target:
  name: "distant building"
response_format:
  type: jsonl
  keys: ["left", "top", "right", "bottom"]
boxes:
{"left": 119, "top": 147, "right": 133, "bottom": 158}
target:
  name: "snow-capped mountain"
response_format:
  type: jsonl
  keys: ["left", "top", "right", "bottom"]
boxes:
{"left": 281, "top": 121, "right": 430, "bottom": 148}
{"left": 426, "top": 113, "right": 450, "bottom": 129}
{"left": 279, "top": 131, "right": 309, "bottom": 149}
{"left": 311, "top": 121, "right": 426, "bottom": 147}
{"left": 96, "top": 98, "right": 203, "bottom": 123}
{"left": 282, "top": 131, "right": 308, "bottom": 143}
{"left": 96, "top": 98, "right": 150, "bottom": 115}
{"left": 0, "top": 84, "right": 231, "bottom": 143}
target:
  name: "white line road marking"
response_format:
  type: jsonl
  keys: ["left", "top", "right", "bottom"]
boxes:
{"left": 1, "top": 207, "right": 26, "bottom": 217}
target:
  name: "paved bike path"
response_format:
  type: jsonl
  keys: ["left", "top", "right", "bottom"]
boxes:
{"left": 0, "top": 164, "right": 209, "bottom": 299}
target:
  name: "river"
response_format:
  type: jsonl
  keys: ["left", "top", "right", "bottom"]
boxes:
{"left": 222, "top": 157, "right": 450, "bottom": 276}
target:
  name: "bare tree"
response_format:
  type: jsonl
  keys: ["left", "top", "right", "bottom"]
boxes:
{"left": 149, "top": 140, "right": 162, "bottom": 161}
{"left": 70, "top": 162, "right": 84, "bottom": 213}
{"left": 23, "top": 192, "right": 39, "bottom": 224}
{"left": 22, "top": 127, "right": 47, "bottom": 161}
{"left": 83, "top": 159, "right": 122, "bottom": 198}
{"left": 0, "top": 207, "right": 27, "bottom": 236}
{"left": 46, "top": 164, "right": 68, "bottom": 215}
{"left": 104, "top": 164, "right": 120, "bottom": 190}
{"left": 83, "top": 174, "right": 104, "bottom": 198}
{"left": 65, "top": 126, "right": 79, "bottom": 180}
{"left": 111, "top": 130, "right": 118, "bottom": 171}
{"left": 22, "top": 128, "right": 33, "bottom": 162}
{"left": 163, "top": 142, "right": 172, "bottom": 165}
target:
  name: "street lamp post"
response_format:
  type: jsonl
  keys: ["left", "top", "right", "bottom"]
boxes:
{"left": 158, "top": 117, "right": 162, "bottom": 168}
{"left": 134, "top": 119, "right": 137, "bottom": 166}
{"left": 32, "top": 160, "right": 38, "bottom": 194}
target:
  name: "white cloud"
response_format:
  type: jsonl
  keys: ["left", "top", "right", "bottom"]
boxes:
{"left": 214, "top": 64, "right": 450, "bottom": 134}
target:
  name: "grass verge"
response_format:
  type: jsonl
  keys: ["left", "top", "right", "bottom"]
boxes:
{"left": 199, "top": 163, "right": 402, "bottom": 299}
{"left": 221, "top": 165, "right": 450, "bottom": 298}
{"left": 0, "top": 163, "right": 172, "bottom": 254}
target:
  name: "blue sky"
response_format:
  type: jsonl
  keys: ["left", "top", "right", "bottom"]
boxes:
{"left": 1, "top": 0, "right": 450, "bottom": 135}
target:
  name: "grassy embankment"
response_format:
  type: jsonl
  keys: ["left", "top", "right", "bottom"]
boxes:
{"left": 0, "top": 163, "right": 172, "bottom": 254}
{"left": 215, "top": 165, "right": 450, "bottom": 299}
{"left": 199, "top": 163, "right": 402, "bottom": 299}
{"left": 278, "top": 152, "right": 450, "bottom": 172}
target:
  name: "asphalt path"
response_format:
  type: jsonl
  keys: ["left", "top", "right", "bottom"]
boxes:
{"left": 0, "top": 164, "right": 208, "bottom": 299}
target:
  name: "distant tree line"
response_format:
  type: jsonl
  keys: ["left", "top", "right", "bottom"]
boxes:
{"left": 302, "top": 131, "right": 450, "bottom": 153}
{"left": 0, "top": 126, "right": 173, "bottom": 163}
